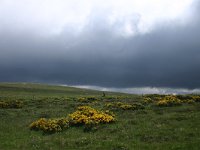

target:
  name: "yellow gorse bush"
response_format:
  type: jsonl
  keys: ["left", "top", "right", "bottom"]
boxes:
{"left": 105, "top": 102, "right": 144, "bottom": 110}
{"left": 190, "top": 95, "right": 200, "bottom": 102}
{"left": 78, "top": 97, "right": 98, "bottom": 103}
{"left": 0, "top": 102, "right": 8, "bottom": 108}
{"left": 29, "top": 118, "right": 69, "bottom": 133}
{"left": 156, "top": 96, "right": 182, "bottom": 106}
{"left": 0, "top": 100, "right": 23, "bottom": 108}
{"left": 179, "top": 95, "right": 200, "bottom": 103}
{"left": 143, "top": 97, "right": 153, "bottom": 104}
{"left": 30, "top": 106, "right": 115, "bottom": 133}
{"left": 143, "top": 95, "right": 200, "bottom": 107}
{"left": 78, "top": 97, "right": 87, "bottom": 102}
{"left": 68, "top": 106, "right": 115, "bottom": 125}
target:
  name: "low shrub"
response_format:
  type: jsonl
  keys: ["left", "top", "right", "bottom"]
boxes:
{"left": 68, "top": 106, "right": 115, "bottom": 126}
{"left": 186, "top": 99, "right": 195, "bottom": 104}
{"left": 156, "top": 96, "right": 182, "bottom": 107}
{"left": 0, "top": 100, "right": 23, "bottom": 108}
{"left": 78, "top": 97, "right": 98, "bottom": 103}
{"left": 143, "top": 97, "right": 153, "bottom": 104}
{"left": 158, "top": 95, "right": 200, "bottom": 106}
{"left": 29, "top": 118, "right": 69, "bottom": 133}
{"left": 190, "top": 95, "right": 200, "bottom": 102}
{"left": 105, "top": 102, "right": 144, "bottom": 110}
{"left": 78, "top": 97, "right": 88, "bottom": 102}
{"left": 30, "top": 106, "right": 115, "bottom": 133}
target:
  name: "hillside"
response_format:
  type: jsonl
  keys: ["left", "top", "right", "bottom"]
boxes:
{"left": 0, "top": 83, "right": 200, "bottom": 150}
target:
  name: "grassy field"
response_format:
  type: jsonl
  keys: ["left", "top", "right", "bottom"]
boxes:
{"left": 0, "top": 83, "right": 200, "bottom": 150}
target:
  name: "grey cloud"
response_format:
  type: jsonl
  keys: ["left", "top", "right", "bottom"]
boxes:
{"left": 0, "top": 1, "right": 200, "bottom": 90}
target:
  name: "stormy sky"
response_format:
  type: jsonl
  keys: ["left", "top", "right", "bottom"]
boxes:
{"left": 0, "top": 0, "right": 200, "bottom": 93}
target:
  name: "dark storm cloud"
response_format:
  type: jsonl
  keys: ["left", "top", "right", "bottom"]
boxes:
{"left": 0, "top": 0, "right": 200, "bottom": 89}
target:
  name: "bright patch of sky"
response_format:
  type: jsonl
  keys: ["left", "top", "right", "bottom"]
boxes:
{"left": 0, "top": 0, "right": 194, "bottom": 37}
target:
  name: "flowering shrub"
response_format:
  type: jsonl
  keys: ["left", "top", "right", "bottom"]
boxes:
{"left": 144, "top": 95, "right": 200, "bottom": 105}
{"left": 78, "top": 97, "right": 88, "bottom": 102}
{"left": 78, "top": 97, "right": 98, "bottom": 103}
{"left": 0, "top": 102, "right": 8, "bottom": 108}
{"left": 186, "top": 99, "right": 195, "bottom": 104}
{"left": 29, "top": 118, "right": 69, "bottom": 133}
{"left": 29, "top": 106, "right": 115, "bottom": 133}
{"left": 143, "top": 94, "right": 164, "bottom": 101}
{"left": 105, "top": 102, "right": 144, "bottom": 110}
{"left": 178, "top": 95, "right": 200, "bottom": 103}
{"left": 0, "top": 100, "right": 23, "bottom": 108}
{"left": 87, "top": 97, "right": 98, "bottom": 101}
{"left": 190, "top": 95, "right": 200, "bottom": 102}
{"left": 68, "top": 106, "right": 115, "bottom": 126}
{"left": 156, "top": 96, "right": 182, "bottom": 107}
{"left": 143, "top": 97, "right": 153, "bottom": 104}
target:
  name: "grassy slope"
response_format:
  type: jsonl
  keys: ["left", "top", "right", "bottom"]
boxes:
{"left": 0, "top": 83, "right": 200, "bottom": 150}
{"left": 0, "top": 82, "right": 122, "bottom": 97}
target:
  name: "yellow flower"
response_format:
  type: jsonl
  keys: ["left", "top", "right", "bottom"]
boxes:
{"left": 68, "top": 106, "right": 115, "bottom": 125}
{"left": 29, "top": 118, "right": 69, "bottom": 133}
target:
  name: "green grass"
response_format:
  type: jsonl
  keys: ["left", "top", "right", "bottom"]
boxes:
{"left": 0, "top": 83, "right": 200, "bottom": 150}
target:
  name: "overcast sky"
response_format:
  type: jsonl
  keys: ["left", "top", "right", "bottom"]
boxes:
{"left": 0, "top": 0, "right": 200, "bottom": 93}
